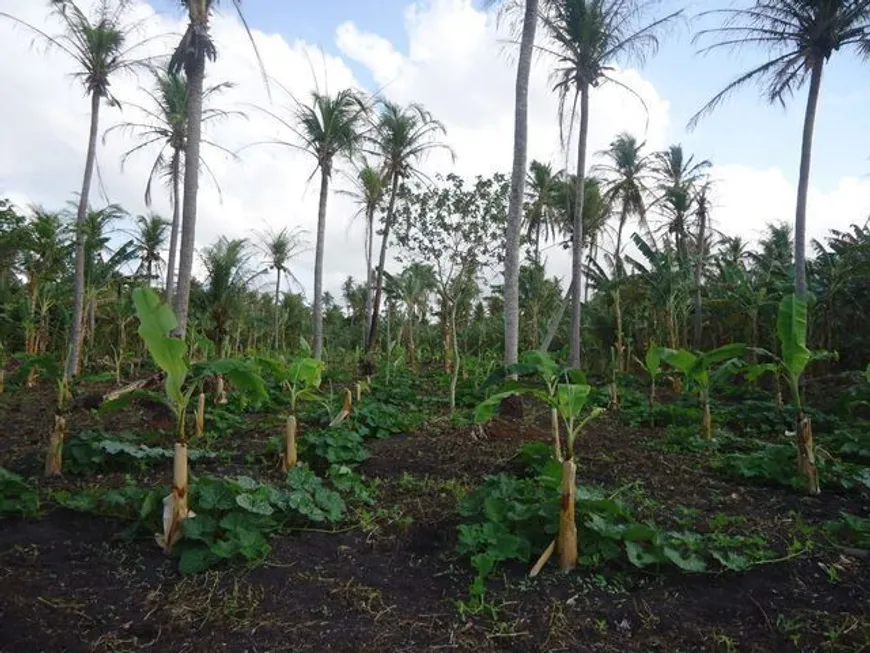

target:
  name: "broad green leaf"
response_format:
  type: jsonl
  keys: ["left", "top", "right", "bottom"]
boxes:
{"left": 178, "top": 544, "right": 218, "bottom": 575}
{"left": 626, "top": 541, "right": 662, "bottom": 568}
{"left": 518, "top": 350, "right": 560, "bottom": 382}
{"left": 562, "top": 369, "right": 588, "bottom": 386}
{"left": 235, "top": 491, "right": 275, "bottom": 516}
{"left": 697, "top": 343, "right": 747, "bottom": 369}
{"left": 662, "top": 546, "right": 707, "bottom": 572}
{"left": 132, "top": 287, "right": 188, "bottom": 410}
{"left": 183, "top": 514, "right": 218, "bottom": 542}
{"left": 288, "top": 357, "right": 324, "bottom": 390}
{"left": 746, "top": 363, "right": 779, "bottom": 382}
{"left": 645, "top": 345, "right": 663, "bottom": 377}
{"left": 474, "top": 390, "right": 522, "bottom": 423}
{"left": 865, "top": 363, "right": 870, "bottom": 383}
{"left": 777, "top": 294, "right": 811, "bottom": 379}
{"left": 555, "top": 384, "right": 591, "bottom": 420}
{"left": 659, "top": 348, "right": 697, "bottom": 376}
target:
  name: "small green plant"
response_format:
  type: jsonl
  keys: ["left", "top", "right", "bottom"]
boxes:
{"left": 659, "top": 344, "right": 746, "bottom": 440}
{"left": 0, "top": 467, "right": 39, "bottom": 518}
{"left": 641, "top": 343, "right": 663, "bottom": 425}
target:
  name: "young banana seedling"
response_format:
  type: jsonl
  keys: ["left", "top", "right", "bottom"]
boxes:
{"left": 748, "top": 295, "right": 822, "bottom": 495}
{"left": 659, "top": 343, "right": 746, "bottom": 441}
{"left": 475, "top": 351, "right": 604, "bottom": 573}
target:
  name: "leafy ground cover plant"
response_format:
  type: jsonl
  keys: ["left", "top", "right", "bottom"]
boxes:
{"left": 457, "top": 450, "right": 775, "bottom": 610}
{"left": 178, "top": 466, "right": 345, "bottom": 574}
{"left": 0, "top": 467, "right": 39, "bottom": 518}
{"left": 63, "top": 430, "right": 217, "bottom": 474}
{"left": 716, "top": 443, "right": 870, "bottom": 493}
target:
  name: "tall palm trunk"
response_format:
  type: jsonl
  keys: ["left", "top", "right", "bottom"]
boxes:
{"left": 504, "top": 0, "right": 539, "bottom": 369}
{"left": 569, "top": 84, "right": 590, "bottom": 368}
{"left": 66, "top": 89, "right": 102, "bottom": 379}
{"left": 363, "top": 206, "right": 375, "bottom": 350}
{"left": 273, "top": 267, "right": 282, "bottom": 350}
{"left": 367, "top": 174, "right": 400, "bottom": 354}
{"left": 312, "top": 164, "right": 331, "bottom": 360}
{"left": 174, "top": 46, "right": 206, "bottom": 337}
{"left": 692, "top": 204, "right": 707, "bottom": 350}
{"left": 794, "top": 60, "right": 823, "bottom": 301}
{"left": 613, "top": 207, "right": 627, "bottom": 370}
{"left": 165, "top": 150, "right": 182, "bottom": 302}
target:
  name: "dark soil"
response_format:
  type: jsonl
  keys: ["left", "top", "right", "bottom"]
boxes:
{"left": 1, "top": 382, "right": 869, "bottom": 653}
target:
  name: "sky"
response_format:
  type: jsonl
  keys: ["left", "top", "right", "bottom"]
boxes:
{"left": 1, "top": 0, "right": 870, "bottom": 305}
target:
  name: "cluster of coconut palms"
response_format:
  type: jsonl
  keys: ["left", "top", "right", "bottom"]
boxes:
{"left": 4, "top": 0, "right": 870, "bottom": 380}
{"left": 501, "top": 0, "right": 870, "bottom": 371}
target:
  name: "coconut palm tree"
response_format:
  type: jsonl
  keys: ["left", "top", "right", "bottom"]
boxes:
{"left": 200, "top": 237, "right": 261, "bottom": 355}
{"left": 691, "top": 0, "right": 870, "bottom": 300}
{"left": 131, "top": 213, "right": 169, "bottom": 283}
{"left": 486, "top": 0, "right": 541, "bottom": 370}
{"left": 256, "top": 88, "right": 369, "bottom": 360}
{"left": 169, "top": 0, "right": 265, "bottom": 337}
{"left": 1, "top": 0, "right": 148, "bottom": 377}
{"left": 650, "top": 144, "right": 711, "bottom": 266}
{"left": 20, "top": 210, "right": 71, "bottom": 355}
{"left": 257, "top": 226, "right": 307, "bottom": 351}
{"left": 524, "top": 160, "right": 564, "bottom": 266}
{"left": 338, "top": 161, "right": 387, "bottom": 349}
{"left": 595, "top": 133, "right": 652, "bottom": 369}
{"left": 105, "top": 68, "right": 237, "bottom": 301}
{"left": 539, "top": 0, "right": 682, "bottom": 367}
{"left": 367, "top": 102, "right": 453, "bottom": 357}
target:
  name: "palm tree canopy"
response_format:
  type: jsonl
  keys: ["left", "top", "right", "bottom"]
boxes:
{"left": 596, "top": 133, "right": 651, "bottom": 223}
{"left": 1, "top": 0, "right": 146, "bottom": 101}
{"left": 375, "top": 101, "right": 453, "bottom": 182}
{"left": 690, "top": 0, "right": 870, "bottom": 127}
{"left": 539, "top": 0, "right": 683, "bottom": 140}
{"left": 524, "top": 160, "right": 564, "bottom": 242}
{"left": 106, "top": 68, "right": 236, "bottom": 206}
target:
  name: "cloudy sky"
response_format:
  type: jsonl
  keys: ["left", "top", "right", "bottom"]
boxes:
{"left": 1, "top": 0, "right": 869, "bottom": 304}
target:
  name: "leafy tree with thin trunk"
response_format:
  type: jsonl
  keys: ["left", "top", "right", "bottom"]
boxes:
{"left": 395, "top": 173, "right": 508, "bottom": 411}
{"left": 2, "top": 0, "right": 148, "bottom": 378}
{"left": 169, "top": 0, "right": 265, "bottom": 338}
{"left": 690, "top": 0, "right": 870, "bottom": 300}
{"left": 255, "top": 88, "right": 369, "bottom": 360}
{"left": 539, "top": 0, "right": 682, "bottom": 367}
{"left": 257, "top": 226, "right": 307, "bottom": 351}
{"left": 105, "top": 68, "right": 237, "bottom": 302}
{"left": 366, "top": 102, "right": 453, "bottom": 359}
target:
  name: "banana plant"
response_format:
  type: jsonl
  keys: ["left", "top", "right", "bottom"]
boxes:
{"left": 747, "top": 295, "right": 820, "bottom": 495}
{"left": 475, "top": 350, "right": 604, "bottom": 573}
{"left": 133, "top": 287, "right": 267, "bottom": 551}
{"left": 641, "top": 343, "right": 663, "bottom": 426}
{"left": 659, "top": 343, "right": 747, "bottom": 441}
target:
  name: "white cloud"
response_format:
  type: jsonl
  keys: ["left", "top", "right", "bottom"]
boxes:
{"left": 0, "top": 0, "right": 866, "bottom": 307}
